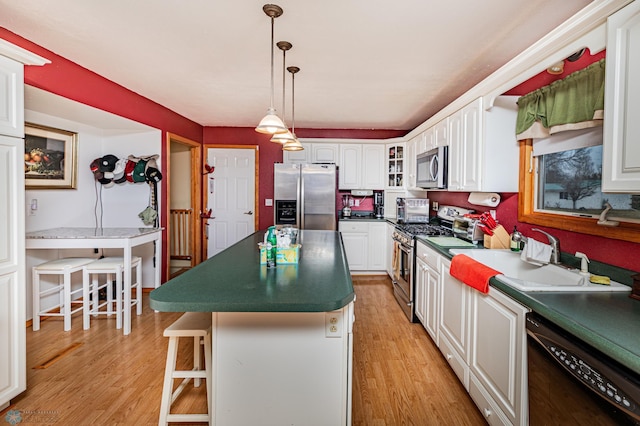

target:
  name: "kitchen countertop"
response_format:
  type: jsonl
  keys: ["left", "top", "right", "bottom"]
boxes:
{"left": 417, "top": 236, "right": 640, "bottom": 375}
{"left": 149, "top": 230, "right": 354, "bottom": 313}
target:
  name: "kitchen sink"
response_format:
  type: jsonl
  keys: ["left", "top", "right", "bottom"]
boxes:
{"left": 448, "top": 249, "right": 631, "bottom": 292}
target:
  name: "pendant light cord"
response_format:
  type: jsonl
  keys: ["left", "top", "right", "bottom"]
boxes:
{"left": 269, "top": 16, "right": 275, "bottom": 110}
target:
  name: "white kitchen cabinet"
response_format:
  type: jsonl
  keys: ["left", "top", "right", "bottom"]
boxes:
{"left": 0, "top": 44, "right": 46, "bottom": 410}
{"left": 283, "top": 142, "right": 339, "bottom": 165}
{"left": 339, "top": 221, "right": 387, "bottom": 272}
{"left": 386, "top": 222, "right": 395, "bottom": 277}
{"left": 339, "top": 143, "right": 384, "bottom": 190}
{"left": 439, "top": 257, "right": 472, "bottom": 385}
{"left": 362, "top": 144, "right": 385, "bottom": 189}
{"left": 405, "top": 137, "right": 417, "bottom": 190}
{"left": 447, "top": 96, "right": 519, "bottom": 192}
{"left": 0, "top": 55, "right": 23, "bottom": 138}
{"left": 415, "top": 256, "right": 427, "bottom": 325}
{"left": 434, "top": 251, "right": 529, "bottom": 425}
{"left": 339, "top": 144, "right": 361, "bottom": 189}
{"left": 415, "top": 241, "right": 440, "bottom": 344}
{"left": 386, "top": 143, "right": 405, "bottom": 189}
{"left": 339, "top": 221, "right": 368, "bottom": 270}
{"left": 282, "top": 142, "right": 312, "bottom": 163}
{"left": 469, "top": 287, "right": 529, "bottom": 426}
{"left": 312, "top": 143, "right": 339, "bottom": 164}
{"left": 0, "top": 134, "right": 25, "bottom": 410}
{"left": 434, "top": 117, "right": 449, "bottom": 148}
{"left": 367, "top": 222, "right": 387, "bottom": 271}
{"left": 422, "top": 127, "right": 434, "bottom": 153}
{"left": 603, "top": 0, "right": 640, "bottom": 193}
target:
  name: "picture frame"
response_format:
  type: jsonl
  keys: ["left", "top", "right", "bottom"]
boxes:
{"left": 24, "top": 123, "right": 78, "bottom": 189}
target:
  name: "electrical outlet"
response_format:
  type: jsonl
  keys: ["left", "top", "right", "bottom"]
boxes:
{"left": 325, "top": 312, "right": 342, "bottom": 338}
{"left": 354, "top": 199, "right": 360, "bottom": 207}
{"left": 265, "top": 198, "right": 273, "bottom": 206}
{"left": 432, "top": 201, "right": 439, "bottom": 211}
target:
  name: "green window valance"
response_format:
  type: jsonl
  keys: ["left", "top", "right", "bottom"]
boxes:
{"left": 515, "top": 58, "right": 605, "bottom": 139}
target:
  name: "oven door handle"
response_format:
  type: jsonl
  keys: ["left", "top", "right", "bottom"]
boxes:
{"left": 398, "top": 244, "right": 412, "bottom": 255}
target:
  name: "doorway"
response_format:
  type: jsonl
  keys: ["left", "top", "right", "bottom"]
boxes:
{"left": 205, "top": 146, "right": 258, "bottom": 258}
{"left": 166, "top": 133, "right": 202, "bottom": 279}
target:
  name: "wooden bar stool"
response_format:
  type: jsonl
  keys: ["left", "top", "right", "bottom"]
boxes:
{"left": 159, "top": 312, "right": 212, "bottom": 425}
{"left": 82, "top": 256, "right": 142, "bottom": 334}
{"left": 32, "top": 257, "right": 97, "bottom": 331}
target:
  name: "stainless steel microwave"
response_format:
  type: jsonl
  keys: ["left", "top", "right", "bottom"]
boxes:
{"left": 416, "top": 146, "right": 448, "bottom": 189}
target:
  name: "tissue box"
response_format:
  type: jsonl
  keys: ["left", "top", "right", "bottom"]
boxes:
{"left": 259, "top": 244, "right": 300, "bottom": 264}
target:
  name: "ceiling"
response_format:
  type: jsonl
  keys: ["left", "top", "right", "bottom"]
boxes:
{"left": 0, "top": 0, "right": 593, "bottom": 132}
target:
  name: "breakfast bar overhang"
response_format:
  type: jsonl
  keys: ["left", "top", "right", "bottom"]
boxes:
{"left": 150, "top": 230, "right": 356, "bottom": 425}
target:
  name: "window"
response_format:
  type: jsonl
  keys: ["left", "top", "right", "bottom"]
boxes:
{"left": 519, "top": 136, "right": 640, "bottom": 243}
{"left": 538, "top": 145, "right": 640, "bottom": 220}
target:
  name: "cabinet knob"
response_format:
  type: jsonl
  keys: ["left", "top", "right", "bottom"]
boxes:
{"left": 483, "top": 408, "right": 492, "bottom": 418}
{"left": 446, "top": 353, "right": 453, "bottom": 360}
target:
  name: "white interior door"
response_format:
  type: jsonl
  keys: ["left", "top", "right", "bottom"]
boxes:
{"left": 207, "top": 148, "right": 256, "bottom": 258}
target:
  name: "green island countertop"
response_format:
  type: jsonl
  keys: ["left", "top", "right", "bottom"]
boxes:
{"left": 150, "top": 230, "right": 354, "bottom": 313}
{"left": 415, "top": 235, "right": 640, "bottom": 375}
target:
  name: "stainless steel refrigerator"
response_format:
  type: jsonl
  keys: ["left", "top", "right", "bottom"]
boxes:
{"left": 274, "top": 163, "right": 337, "bottom": 230}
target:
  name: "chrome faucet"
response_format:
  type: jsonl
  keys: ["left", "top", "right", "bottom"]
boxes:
{"left": 531, "top": 228, "right": 561, "bottom": 264}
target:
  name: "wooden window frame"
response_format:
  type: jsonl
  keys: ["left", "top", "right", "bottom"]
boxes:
{"left": 518, "top": 139, "right": 640, "bottom": 243}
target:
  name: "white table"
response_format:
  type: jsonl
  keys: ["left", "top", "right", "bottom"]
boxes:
{"left": 26, "top": 227, "right": 162, "bottom": 335}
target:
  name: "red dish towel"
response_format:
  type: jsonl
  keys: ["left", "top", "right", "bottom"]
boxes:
{"left": 450, "top": 254, "right": 502, "bottom": 294}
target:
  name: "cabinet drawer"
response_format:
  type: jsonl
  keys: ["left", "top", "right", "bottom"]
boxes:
{"left": 416, "top": 241, "right": 440, "bottom": 270}
{"left": 339, "top": 222, "right": 369, "bottom": 233}
{"left": 469, "top": 373, "right": 510, "bottom": 426}
{"left": 439, "top": 334, "right": 469, "bottom": 389}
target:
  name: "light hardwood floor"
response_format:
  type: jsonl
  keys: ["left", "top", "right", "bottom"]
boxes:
{"left": 3, "top": 276, "right": 486, "bottom": 425}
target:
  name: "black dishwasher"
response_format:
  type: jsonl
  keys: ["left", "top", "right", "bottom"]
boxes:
{"left": 526, "top": 312, "right": 640, "bottom": 425}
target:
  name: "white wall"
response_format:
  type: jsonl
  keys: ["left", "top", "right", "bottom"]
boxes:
{"left": 24, "top": 88, "right": 162, "bottom": 320}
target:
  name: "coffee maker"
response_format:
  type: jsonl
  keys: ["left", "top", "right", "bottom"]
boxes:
{"left": 374, "top": 191, "right": 384, "bottom": 218}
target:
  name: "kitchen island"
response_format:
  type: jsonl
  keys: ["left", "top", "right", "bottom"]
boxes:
{"left": 150, "top": 230, "right": 355, "bottom": 425}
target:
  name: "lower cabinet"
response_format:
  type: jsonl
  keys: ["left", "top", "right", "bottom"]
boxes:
{"left": 415, "top": 241, "right": 440, "bottom": 344}
{"left": 422, "top": 251, "right": 529, "bottom": 426}
{"left": 469, "top": 287, "right": 529, "bottom": 426}
{"left": 339, "top": 221, "right": 387, "bottom": 272}
{"left": 386, "top": 222, "right": 395, "bottom": 277}
{"left": 439, "top": 257, "right": 472, "bottom": 387}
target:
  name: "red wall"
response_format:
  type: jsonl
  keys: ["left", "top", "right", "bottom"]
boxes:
{"left": 0, "top": 27, "right": 203, "bottom": 283}
{"left": 203, "top": 128, "right": 404, "bottom": 230}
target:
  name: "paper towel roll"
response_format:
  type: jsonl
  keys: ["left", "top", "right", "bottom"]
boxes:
{"left": 467, "top": 192, "right": 500, "bottom": 207}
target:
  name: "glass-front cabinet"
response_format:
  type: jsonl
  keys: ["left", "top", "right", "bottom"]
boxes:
{"left": 387, "top": 143, "right": 404, "bottom": 188}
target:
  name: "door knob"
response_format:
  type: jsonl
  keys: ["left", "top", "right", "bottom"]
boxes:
{"left": 243, "top": 211, "right": 254, "bottom": 215}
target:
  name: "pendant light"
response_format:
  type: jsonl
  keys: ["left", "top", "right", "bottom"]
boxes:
{"left": 283, "top": 66, "right": 304, "bottom": 151}
{"left": 270, "top": 41, "right": 296, "bottom": 144}
{"left": 255, "top": 4, "right": 288, "bottom": 134}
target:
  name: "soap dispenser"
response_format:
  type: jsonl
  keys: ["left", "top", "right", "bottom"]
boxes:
{"left": 510, "top": 226, "right": 523, "bottom": 252}
{"left": 575, "top": 252, "right": 590, "bottom": 276}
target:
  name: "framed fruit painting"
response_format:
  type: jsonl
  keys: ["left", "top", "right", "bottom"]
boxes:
{"left": 24, "top": 123, "right": 78, "bottom": 189}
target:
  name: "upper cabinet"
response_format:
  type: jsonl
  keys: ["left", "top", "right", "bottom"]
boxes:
{"left": 312, "top": 144, "right": 339, "bottom": 164}
{"left": 447, "top": 96, "right": 519, "bottom": 192}
{"left": 434, "top": 118, "right": 449, "bottom": 148}
{"left": 283, "top": 142, "right": 339, "bottom": 165}
{"left": 386, "top": 143, "right": 405, "bottom": 189}
{"left": 0, "top": 54, "right": 23, "bottom": 138}
{"left": 282, "top": 142, "right": 311, "bottom": 163}
{"left": 339, "top": 143, "right": 385, "bottom": 190}
{"left": 603, "top": 0, "right": 640, "bottom": 193}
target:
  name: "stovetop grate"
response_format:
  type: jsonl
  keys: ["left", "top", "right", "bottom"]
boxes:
{"left": 396, "top": 223, "right": 453, "bottom": 237}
